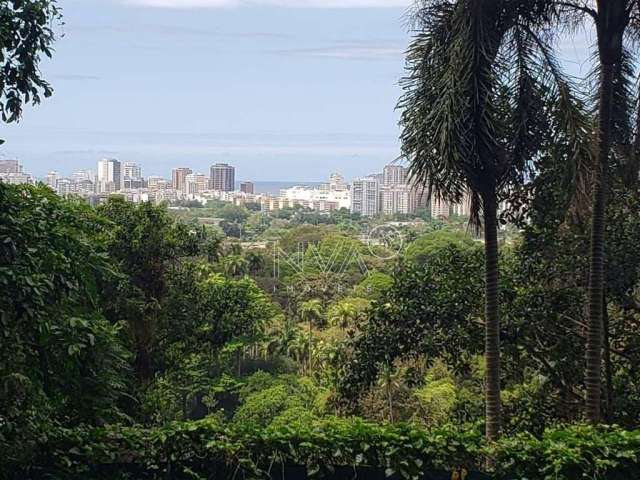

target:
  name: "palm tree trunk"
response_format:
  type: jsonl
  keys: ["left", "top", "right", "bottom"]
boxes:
{"left": 483, "top": 190, "right": 501, "bottom": 442}
{"left": 602, "top": 291, "right": 613, "bottom": 423}
{"left": 586, "top": 61, "right": 615, "bottom": 424}
{"left": 308, "top": 319, "right": 313, "bottom": 375}
{"left": 387, "top": 378, "right": 394, "bottom": 424}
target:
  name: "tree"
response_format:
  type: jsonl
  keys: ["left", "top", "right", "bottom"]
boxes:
{"left": 222, "top": 255, "right": 248, "bottom": 278}
{"left": 298, "top": 299, "right": 324, "bottom": 373}
{"left": 328, "top": 301, "right": 358, "bottom": 330}
{"left": 97, "top": 198, "right": 197, "bottom": 379}
{"left": 245, "top": 250, "right": 266, "bottom": 276}
{"left": 398, "top": 0, "right": 587, "bottom": 440}
{"left": 149, "top": 263, "right": 277, "bottom": 420}
{"left": 353, "top": 272, "right": 393, "bottom": 300}
{"left": 0, "top": 184, "right": 130, "bottom": 463}
{"left": 558, "top": 0, "right": 640, "bottom": 424}
{"left": 0, "top": 0, "right": 61, "bottom": 133}
{"left": 219, "top": 204, "right": 250, "bottom": 224}
{"left": 337, "top": 245, "right": 485, "bottom": 408}
{"left": 404, "top": 230, "right": 478, "bottom": 265}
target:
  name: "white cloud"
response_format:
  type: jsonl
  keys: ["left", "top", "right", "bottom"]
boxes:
{"left": 125, "top": 0, "right": 408, "bottom": 8}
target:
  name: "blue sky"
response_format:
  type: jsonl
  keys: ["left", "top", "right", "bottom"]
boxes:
{"left": 1, "top": 0, "right": 592, "bottom": 181}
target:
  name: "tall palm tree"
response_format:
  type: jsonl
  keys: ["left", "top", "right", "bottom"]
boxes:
{"left": 399, "top": 0, "right": 588, "bottom": 440}
{"left": 222, "top": 255, "right": 247, "bottom": 278}
{"left": 559, "top": 0, "right": 640, "bottom": 423}
{"left": 298, "top": 299, "right": 323, "bottom": 374}
{"left": 245, "top": 250, "right": 265, "bottom": 277}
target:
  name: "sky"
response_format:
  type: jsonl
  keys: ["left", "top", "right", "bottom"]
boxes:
{"left": 0, "top": 0, "right": 592, "bottom": 181}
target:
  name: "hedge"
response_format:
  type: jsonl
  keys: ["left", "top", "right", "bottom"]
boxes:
{"left": 5, "top": 418, "right": 640, "bottom": 480}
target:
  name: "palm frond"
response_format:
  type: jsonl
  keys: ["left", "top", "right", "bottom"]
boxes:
{"left": 525, "top": 25, "right": 596, "bottom": 214}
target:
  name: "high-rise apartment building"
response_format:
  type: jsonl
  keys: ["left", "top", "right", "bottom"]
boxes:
{"left": 381, "top": 184, "right": 411, "bottom": 215}
{"left": 122, "top": 162, "right": 144, "bottom": 189}
{"left": 240, "top": 181, "right": 255, "bottom": 194}
{"left": 171, "top": 167, "right": 192, "bottom": 194}
{"left": 383, "top": 164, "right": 407, "bottom": 186}
{"left": 123, "top": 162, "right": 142, "bottom": 180}
{"left": 351, "top": 177, "right": 379, "bottom": 217}
{"left": 209, "top": 163, "right": 235, "bottom": 191}
{"left": 97, "top": 158, "right": 122, "bottom": 192}
{"left": 185, "top": 173, "right": 208, "bottom": 195}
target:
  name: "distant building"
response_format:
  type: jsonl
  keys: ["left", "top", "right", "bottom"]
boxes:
{"left": 381, "top": 184, "right": 411, "bottom": 215}
{"left": 171, "top": 167, "right": 192, "bottom": 194}
{"left": 210, "top": 163, "right": 235, "bottom": 191}
{"left": 46, "top": 171, "right": 59, "bottom": 189}
{"left": 123, "top": 177, "right": 146, "bottom": 189}
{"left": 409, "top": 184, "right": 429, "bottom": 212}
{"left": 279, "top": 174, "right": 351, "bottom": 211}
{"left": 383, "top": 164, "right": 407, "bottom": 186}
{"left": 240, "top": 181, "right": 255, "bottom": 194}
{"left": 0, "top": 160, "right": 32, "bottom": 185}
{"left": 329, "top": 173, "right": 348, "bottom": 191}
{"left": 122, "top": 162, "right": 145, "bottom": 190}
{"left": 123, "top": 162, "right": 142, "bottom": 180}
{"left": 0, "top": 160, "right": 20, "bottom": 174}
{"left": 97, "top": 158, "right": 122, "bottom": 192}
{"left": 351, "top": 176, "right": 379, "bottom": 217}
{"left": 185, "top": 173, "right": 208, "bottom": 195}
{"left": 72, "top": 170, "right": 94, "bottom": 183}
{"left": 56, "top": 178, "right": 76, "bottom": 196}
{"left": 75, "top": 179, "right": 95, "bottom": 195}
{"left": 148, "top": 176, "right": 170, "bottom": 190}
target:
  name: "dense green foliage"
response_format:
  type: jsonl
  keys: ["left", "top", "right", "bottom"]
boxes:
{"left": 2, "top": 178, "right": 640, "bottom": 476}
{"left": 3, "top": 1, "right": 640, "bottom": 474}
{"left": 0, "top": 0, "right": 61, "bottom": 128}
{"left": 9, "top": 419, "right": 640, "bottom": 480}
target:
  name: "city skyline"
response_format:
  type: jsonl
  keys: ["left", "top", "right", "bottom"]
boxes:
{"left": 11, "top": 155, "right": 401, "bottom": 185}
{"left": 3, "top": 156, "right": 470, "bottom": 219}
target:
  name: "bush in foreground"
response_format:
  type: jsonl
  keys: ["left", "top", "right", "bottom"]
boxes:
{"left": 9, "top": 418, "right": 640, "bottom": 480}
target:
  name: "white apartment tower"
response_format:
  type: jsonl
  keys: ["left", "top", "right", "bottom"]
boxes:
{"left": 123, "top": 162, "right": 142, "bottom": 180}
{"left": 351, "top": 177, "right": 380, "bottom": 217}
{"left": 97, "top": 158, "right": 122, "bottom": 192}
{"left": 381, "top": 184, "right": 411, "bottom": 215}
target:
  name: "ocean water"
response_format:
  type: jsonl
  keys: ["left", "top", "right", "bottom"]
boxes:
{"left": 236, "top": 181, "right": 323, "bottom": 195}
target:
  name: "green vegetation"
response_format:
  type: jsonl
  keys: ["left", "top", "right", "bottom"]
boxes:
{"left": 3, "top": 0, "right": 640, "bottom": 478}
{"left": 3, "top": 178, "right": 639, "bottom": 477}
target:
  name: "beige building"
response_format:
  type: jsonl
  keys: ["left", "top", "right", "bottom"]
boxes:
{"left": 381, "top": 184, "right": 412, "bottom": 215}
{"left": 171, "top": 167, "right": 192, "bottom": 194}
{"left": 185, "top": 173, "right": 208, "bottom": 195}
